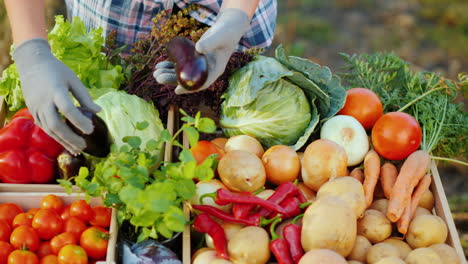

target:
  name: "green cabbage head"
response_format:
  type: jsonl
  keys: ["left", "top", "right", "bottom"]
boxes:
{"left": 220, "top": 56, "right": 315, "bottom": 149}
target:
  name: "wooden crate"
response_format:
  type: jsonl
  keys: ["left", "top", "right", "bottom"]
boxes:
{"left": 0, "top": 191, "right": 118, "bottom": 264}
{"left": 180, "top": 139, "right": 466, "bottom": 263}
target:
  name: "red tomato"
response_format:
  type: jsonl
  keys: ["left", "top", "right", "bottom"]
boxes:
{"left": 40, "top": 195, "right": 63, "bottom": 213}
{"left": 12, "top": 213, "right": 33, "bottom": 228}
{"left": 8, "top": 250, "right": 38, "bottom": 264}
{"left": 371, "top": 112, "right": 422, "bottom": 160}
{"left": 0, "top": 219, "right": 11, "bottom": 242}
{"left": 80, "top": 227, "right": 109, "bottom": 260}
{"left": 32, "top": 209, "right": 63, "bottom": 240}
{"left": 60, "top": 205, "right": 71, "bottom": 221}
{"left": 0, "top": 203, "right": 23, "bottom": 226}
{"left": 50, "top": 232, "right": 77, "bottom": 255}
{"left": 338, "top": 88, "right": 383, "bottom": 130}
{"left": 0, "top": 241, "right": 13, "bottom": 264}
{"left": 36, "top": 241, "right": 53, "bottom": 259}
{"left": 63, "top": 217, "right": 88, "bottom": 241}
{"left": 190, "top": 141, "right": 224, "bottom": 165}
{"left": 27, "top": 208, "right": 40, "bottom": 216}
{"left": 69, "top": 200, "right": 94, "bottom": 222}
{"left": 40, "top": 255, "right": 59, "bottom": 264}
{"left": 57, "top": 245, "right": 88, "bottom": 264}
{"left": 89, "top": 206, "right": 111, "bottom": 228}
{"left": 9, "top": 225, "right": 39, "bottom": 251}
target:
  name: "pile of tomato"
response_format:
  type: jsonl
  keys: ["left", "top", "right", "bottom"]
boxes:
{"left": 0, "top": 194, "right": 112, "bottom": 264}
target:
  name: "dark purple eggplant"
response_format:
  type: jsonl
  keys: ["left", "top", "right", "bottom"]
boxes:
{"left": 66, "top": 107, "right": 111, "bottom": 157}
{"left": 167, "top": 36, "right": 208, "bottom": 91}
{"left": 122, "top": 239, "right": 182, "bottom": 264}
{"left": 57, "top": 150, "right": 87, "bottom": 180}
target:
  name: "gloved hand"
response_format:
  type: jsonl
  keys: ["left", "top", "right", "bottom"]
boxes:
{"left": 12, "top": 38, "right": 101, "bottom": 154}
{"left": 154, "top": 8, "right": 251, "bottom": 94}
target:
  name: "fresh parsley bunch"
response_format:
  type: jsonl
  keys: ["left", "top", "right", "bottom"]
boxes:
{"left": 60, "top": 110, "right": 217, "bottom": 242}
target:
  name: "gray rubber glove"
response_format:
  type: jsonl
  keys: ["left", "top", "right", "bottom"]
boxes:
{"left": 154, "top": 8, "right": 251, "bottom": 94}
{"left": 13, "top": 38, "right": 101, "bottom": 154}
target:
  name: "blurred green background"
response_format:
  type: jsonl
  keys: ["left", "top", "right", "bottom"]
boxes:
{"left": 0, "top": 0, "right": 467, "bottom": 255}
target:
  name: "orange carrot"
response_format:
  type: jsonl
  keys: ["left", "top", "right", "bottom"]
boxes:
{"left": 350, "top": 167, "right": 364, "bottom": 183}
{"left": 397, "top": 197, "right": 413, "bottom": 235}
{"left": 397, "top": 174, "right": 432, "bottom": 235}
{"left": 363, "top": 150, "right": 381, "bottom": 207}
{"left": 387, "top": 150, "right": 431, "bottom": 222}
{"left": 380, "top": 163, "right": 398, "bottom": 200}
{"left": 410, "top": 174, "right": 432, "bottom": 216}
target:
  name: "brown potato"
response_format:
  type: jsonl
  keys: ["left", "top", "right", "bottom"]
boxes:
{"left": 417, "top": 189, "right": 435, "bottom": 211}
{"left": 366, "top": 243, "right": 400, "bottom": 264}
{"left": 429, "top": 243, "right": 461, "bottom": 264}
{"left": 297, "top": 182, "right": 316, "bottom": 201}
{"left": 348, "top": 261, "right": 364, "bottom": 264}
{"left": 369, "top": 199, "right": 389, "bottom": 215}
{"left": 406, "top": 214, "right": 448, "bottom": 248}
{"left": 224, "top": 135, "right": 264, "bottom": 158}
{"left": 382, "top": 238, "right": 412, "bottom": 259}
{"left": 414, "top": 206, "right": 432, "bottom": 217}
{"left": 206, "top": 222, "right": 244, "bottom": 249}
{"left": 405, "top": 247, "right": 443, "bottom": 264}
{"left": 316, "top": 176, "right": 366, "bottom": 218}
{"left": 298, "top": 249, "right": 347, "bottom": 264}
{"left": 218, "top": 150, "right": 266, "bottom": 192}
{"left": 302, "top": 139, "right": 348, "bottom": 191}
{"left": 357, "top": 209, "right": 392, "bottom": 243}
{"left": 374, "top": 257, "right": 406, "bottom": 264}
{"left": 228, "top": 226, "right": 270, "bottom": 264}
{"left": 301, "top": 196, "right": 356, "bottom": 257}
{"left": 348, "top": 235, "right": 372, "bottom": 262}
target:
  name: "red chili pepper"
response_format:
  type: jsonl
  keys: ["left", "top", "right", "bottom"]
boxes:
{"left": 231, "top": 187, "right": 265, "bottom": 219}
{"left": 202, "top": 189, "right": 290, "bottom": 215}
{"left": 283, "top": 223, "right": 304, "bottom": 263}
{"left": 192, "top": 204, "right": 279, "bottom": 227}
{"left": 193, "top": 213, "right": 229, "bottom": 259}
{"left": 278, "top": 197, "right": 301, "bottom": 219}
{"left": 270, "top": 218, "right": 294, "bottom": 264}
{"left": 258, "top": 182, "right": 301, "bottom": 217}
{"left": 0, "top": 109, "right": 63, "bottom": 183}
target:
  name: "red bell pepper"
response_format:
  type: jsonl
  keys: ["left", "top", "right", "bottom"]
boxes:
{"left": 0, "top": 108, "right": 64, "bottom": 183}
{"left": 270, "top": 217, "right": 294, "bottom": 264}
{"left": 193, "top": 213, "right": 229, "bottom": 259}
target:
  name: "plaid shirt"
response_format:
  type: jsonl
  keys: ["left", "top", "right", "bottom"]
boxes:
{"left": 64, "top": 0, "right": 277, "bottom": 52}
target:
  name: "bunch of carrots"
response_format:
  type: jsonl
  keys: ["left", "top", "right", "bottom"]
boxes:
{"left": 350, "top": 149, "right": 432, "bottom": 235}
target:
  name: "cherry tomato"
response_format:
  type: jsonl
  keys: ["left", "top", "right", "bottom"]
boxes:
{"left": 57, "top": 245, "right": 88, "bottom": 264}
{"left": 10, "top": 225, "right": 39, "bottom": 251}
{"left": 40, "top": 255, "right": 59, "bottom": 264}
{"left": 89, "top": 206, "right": 111, "bottom": 228}
{"left": 190, "top": 140, "right": 224, "bottom": 165}
{"left": 27, "top": 208, "right": 40, "bottom": 216}
{"left": 338, "top": 88, "right": 383, "bottom": 130}
{"left": 40, "top": 195, "right": 63, "bottom": 213}
{"left": 12, "top": 213, "right": 33, "bottom": 228}
{"left": 32, "top": 209, "right": 63, "bottom": 240}
{"left": 8, "top": 249, "right": 38, "bottom": 264}
{"left": 69, "top": 200, "right": 94, "bottom": 222}
{"left": 50, "top": 232, "right": 77, "bottom": 255}
{"left": 0, "top": 203, "right": 23, "bottom": 226}
{"left": 80, "top": 227, "right": 109, "bottom": 260}
{"left": 36, "top": 241, "right": 53, "bottom": 259}
{"left": 60, "top": 205, "right": 71, "bottom": 221}
{"left": 63, "top": 217, "right": 88, "bottom": 241}
{"left": 0, "top": 241, "right": 13, "bottom": 264}
{"left": 0, "top": 219, "right": 11, "bottom": 242}
{"left": 371, "top": 112, "right": 422, "bottom": 160}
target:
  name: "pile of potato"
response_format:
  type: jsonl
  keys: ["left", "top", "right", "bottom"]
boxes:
{"left": 300, "top": 173, "right": 460, "bottom": 264}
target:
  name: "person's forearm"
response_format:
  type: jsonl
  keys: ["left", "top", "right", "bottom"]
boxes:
{"left": 4, "top": 0, "right": 47, "bottom": 46}
{"left": 221, "top": 0, "right": 260, "bottom": 19}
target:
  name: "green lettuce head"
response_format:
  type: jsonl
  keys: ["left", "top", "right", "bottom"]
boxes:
{"left": 94, "top": 91, "right": 165, "bottom": 161}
